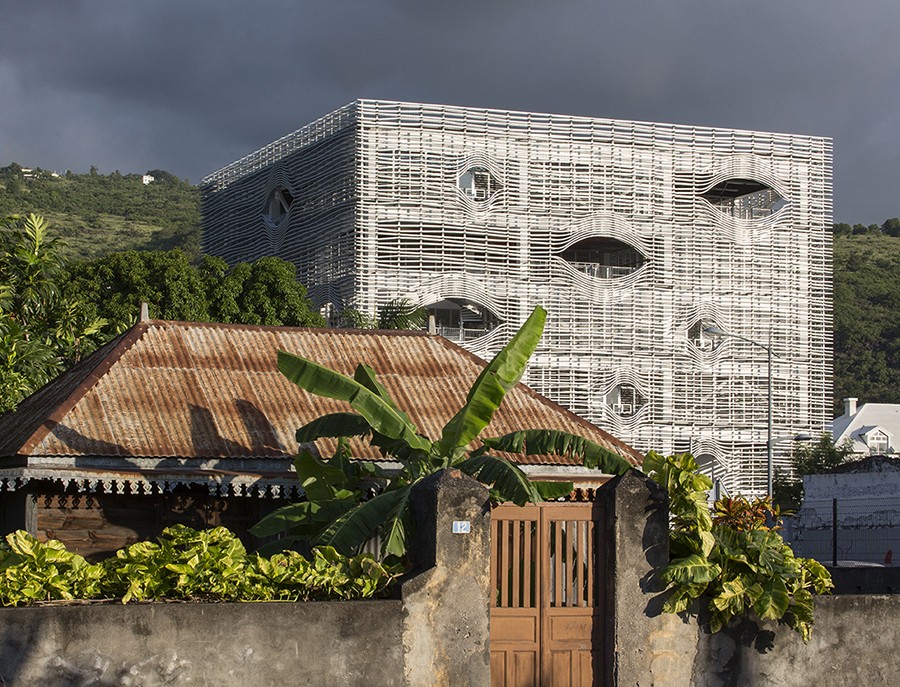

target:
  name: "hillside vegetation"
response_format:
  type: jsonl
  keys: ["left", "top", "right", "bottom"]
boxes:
{"left": 0, "top": 162, "right": 897, "bottom": 409}
{"left": 0, "top": 164, "right": 200, "bottom": 259}
{"left": 832, "top": 224, "right": 900, "bottom": 407}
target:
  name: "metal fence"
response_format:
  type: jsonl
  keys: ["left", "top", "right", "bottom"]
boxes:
{"left": 781, "top": 496, "right": 900, "bottom": 567}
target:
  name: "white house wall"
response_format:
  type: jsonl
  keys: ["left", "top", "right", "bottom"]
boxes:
{"left": 201, "top": 100, "right": 833, "bottom": 495}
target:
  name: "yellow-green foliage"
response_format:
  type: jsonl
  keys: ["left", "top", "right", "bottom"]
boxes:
{"left": 0, "top": 525, "right": 402, "bottom": 606}
{"left": 644, "top": 452, "right": 833, "bottom": 642}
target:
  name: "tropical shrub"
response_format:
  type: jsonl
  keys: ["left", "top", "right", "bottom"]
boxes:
{"left": 252, "top": 305, "right": 635, "bottom": 558}
{"left": 0, "top": 526, "right": 402, "bottom": 606}
{"left": 0, "top": 530, "right": 105, "bottom": 605}
{"left": 644, "top": 452, "right": 833, "bottom": 641}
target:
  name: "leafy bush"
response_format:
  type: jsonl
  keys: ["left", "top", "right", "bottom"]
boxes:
{"left": 0, "top": 530, "right": 104, "bottom": 604}
{"left": 0, "top": 526, "right": 402, "bottom": 606}
{"left": 644, "top": 452, "right": 833, "bottom": 641}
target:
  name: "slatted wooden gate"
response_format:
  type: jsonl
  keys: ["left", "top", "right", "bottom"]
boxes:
{"left": 490, "top": 502, "right": 605, "bottom": 687}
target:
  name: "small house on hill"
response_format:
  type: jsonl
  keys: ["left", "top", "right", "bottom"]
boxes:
{"left": 0, "top": 319, "right": 640, "bottom": 559}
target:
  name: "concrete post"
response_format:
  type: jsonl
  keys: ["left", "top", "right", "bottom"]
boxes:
{"left": 599, "top": 470, "right": 699, "bottom": 686}
{"left": 401, "top": 469, "right": 491, "bottom": 687}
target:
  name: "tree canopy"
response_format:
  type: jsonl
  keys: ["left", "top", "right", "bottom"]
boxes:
{"left": 0, "top": 214, "right": 107, "bottom": 413}
{"left": 64, "top": 250, "right": 325, "bottom": 332}
{"left": 1, "top": 214, "right": 325, "bottom": 415}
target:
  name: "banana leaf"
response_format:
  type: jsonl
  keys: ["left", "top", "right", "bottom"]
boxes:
{"left": 295, "top": 412, "right": 373, "bottom": 445}
{"left": 353, "top": 364, "right": 417, "bottom": 430}
{"left": 480, "top": 428, "right": 634, "bottom": 475}
{"left": 455, "top": 453, "right": 542, "bottom": 506}
{"left": 533, "top": 480, "right": 577, "bottom": 500}
{"left": 278, "top": 350, "right": 431, "bottom": 452}
{"left": 314, "top": 487, "right": 412, "bottom": 556}
{"left": 436, "top": 306, "right": 546, "bottom": 458}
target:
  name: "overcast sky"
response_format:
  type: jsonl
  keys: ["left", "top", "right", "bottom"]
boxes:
{"left": 1, "top": 1, "right": 897, "bottom": 224}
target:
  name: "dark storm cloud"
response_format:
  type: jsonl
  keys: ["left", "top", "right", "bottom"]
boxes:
{"left": 0, "top": 0, "right": 897, "bottom": 222}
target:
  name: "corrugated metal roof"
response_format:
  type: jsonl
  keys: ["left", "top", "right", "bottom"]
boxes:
{"left": 0, "top": 320, "right": 642, "bottom": 467}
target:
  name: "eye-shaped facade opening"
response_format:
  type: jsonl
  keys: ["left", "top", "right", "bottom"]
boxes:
{"left": 605, "top": 384, "right": 646, "bottom": 417}
{"left": 696, "top": 453, "right": 719, "bottom": 481}
{"left": 701, "top": 179, "right": 785, "bottom": 219}
{"left": 265, "top": 186, "right": 294, "bottom": 225}
{"left": 558, "top": 237, "right": 645, "bottom": 279}
{"left": 458, "top": 166, "right": 501, "bottom": 201}
{"left": 425, "top": 298, "right": 502, "bottom": 343}
{"left": 687, "top": 320, "right": 721, "bottom": 352}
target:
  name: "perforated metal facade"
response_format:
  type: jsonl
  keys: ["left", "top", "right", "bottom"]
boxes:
{"left": 201, "top": 100, "right": 833, "bottom": 494}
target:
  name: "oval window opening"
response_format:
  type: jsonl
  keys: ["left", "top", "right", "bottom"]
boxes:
{"left": 458, "top": 166, "right": 501, "bottom": 201}
{"left": 605, "top": 384, "right": 646, "bottom": 417}
{"left": 265, "top": 186, "right": 294, "bottom": 226}
{"left": 425, "top": 298, "right": 502, "bottom": 343}
{"left": 558, "top": 237, "right": 645, "bottom": 279}
{"left": 701, "top": 179, "right": 785, "bottom": 219}
{"left": 687, "top": 320, "right": 721, "bottom": 352}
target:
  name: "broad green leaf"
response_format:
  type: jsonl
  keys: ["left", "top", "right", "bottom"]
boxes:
{"left": 250, "top": 495, "right": 360, "bottom": 538}
{"left": 481, "top": 428, "right": 634, "bottom": 475}
{"left": 751, "top": 576, "right": 790, "bottom": 620}
{"left": 314, "top": 489, "right": 410, "bottom": 556}
{"left": 532, "top": 480, "right": 576, "bottom": 501}
{"left": 661, "top": 583, "right": 706, "bottom": 614}
{"left": 352, "top": 364, "right": 417, "bottom": 430}
{"left": 708, "top": 609, "right": 728, "bottom": 634}
{"left": 662, "top": 554, "right": 721, "bottom": 586}
{"left": 699, "top": 530, "right": 716, "bottom": 558}
{"left": 278, "top": 350, "right": 431, "bottom": 452}
{"left": 436, "top": 306, "right": 546, "bottom": 457}
{"left": 456, "top": 453, "right": 540, "bottom": 505}
{"left": 293, "top": 448, "right": 360, "bottom": 500}
{"left": 710, "top": 577, "right": 747, "bottom": 615}
{"left": 295, "top": 412, "right": 373, "bottom": 445}
{"left": 790, "top": 588, "right": 814, "bottom": 625}
{"left": 801, "top": 558, "right": 834, "bottom": 594}
{"left": 378, "top": 487, "right": 413, "bottom": 558}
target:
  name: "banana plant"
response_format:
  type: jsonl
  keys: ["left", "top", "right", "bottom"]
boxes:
{"left": 252, "top": 306, "right": 634, "bottom": 558}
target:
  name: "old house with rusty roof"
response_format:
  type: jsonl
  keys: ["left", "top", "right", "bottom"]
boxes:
{"left": 0, "top": 318, "right": 640, "bottom": 559}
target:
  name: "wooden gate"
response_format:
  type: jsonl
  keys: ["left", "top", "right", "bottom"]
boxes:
{"left": 490, "top": 502, "right": 605, "bottom": 687}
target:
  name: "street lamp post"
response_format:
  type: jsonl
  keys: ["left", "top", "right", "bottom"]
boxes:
{"left": 704, "top": 325, "right": 775, "bottom": 497}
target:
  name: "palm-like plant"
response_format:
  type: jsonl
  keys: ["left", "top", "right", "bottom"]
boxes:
{"left": 252, "top": 306, "right": 634, "bottom": 558}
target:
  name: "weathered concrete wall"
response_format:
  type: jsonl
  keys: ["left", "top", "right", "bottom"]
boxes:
{"left": 0, "top": 470, "right": 492, "bottom": 687}
{"left": 599, "top": 471, "right": 900, "bottom": 687}
{"left": 692, "top": 595, "right": 900, "bottom": 686}
{"left": 0, "top": 601, "right": 404, "bottom": 686}
{"left": 402, "top": 469, "right": 491, "bottom": 687}
{"left": 599, "top": 470, "right": 698, "bottom": 686}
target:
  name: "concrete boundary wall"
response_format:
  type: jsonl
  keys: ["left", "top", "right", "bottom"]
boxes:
{"left": 0, "top": 470, "right": 491, "bottom": 687}
{"left": 0, "top": 469, "right": 896, "bottom": 686}
{"left": 605, "top": 470, "right": 900, "bottom": 686}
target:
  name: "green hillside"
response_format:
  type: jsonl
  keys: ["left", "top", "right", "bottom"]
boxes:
{"left": 832, "top": 226, "right": 900, "bottom": 407}
{"left": 0, "top": 163, "right": 200, "bottom": 259}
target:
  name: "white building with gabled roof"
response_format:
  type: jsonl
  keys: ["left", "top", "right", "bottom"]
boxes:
{"left": 832, "top": 398, "right": 900, "bottom": 457}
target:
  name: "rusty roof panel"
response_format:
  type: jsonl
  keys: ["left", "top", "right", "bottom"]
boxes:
{"left": 0, "top": 320, "right": 641, "bottom": 467}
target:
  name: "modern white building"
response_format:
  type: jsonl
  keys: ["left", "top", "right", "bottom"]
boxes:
{"left": 201, "top": 100, "right": 833, "bottom": 494}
